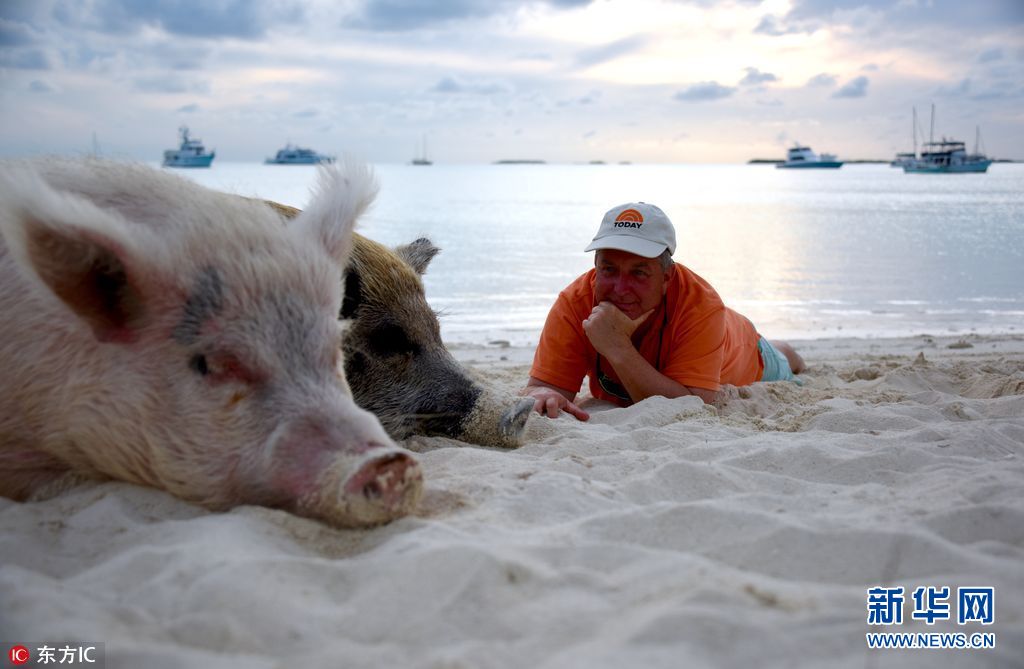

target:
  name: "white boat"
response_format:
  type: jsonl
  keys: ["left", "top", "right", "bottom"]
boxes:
{"left": 776, "top": 145, "right": 843, "bottom": 169}
{"left": 901, "top": 105, "right": 992, "bottom": 174}
{"left": 892, "top": 107, "right": 920, "bottom": 167}
{"left": 265, "top": 144, "right": 335, "bottom": 165}
{"left": 163, "top": 126, "right": 215, "bottom": 168}
{"left": 905, "top": 139, "right": 992, "bottom": 174}
{"left": 890, "top": 152, "right": 916, "bottom": 168}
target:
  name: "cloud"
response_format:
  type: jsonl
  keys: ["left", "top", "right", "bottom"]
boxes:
{"left": 53, "top": 0, "right": 305, "bottom": 40}
{"left": 978, "top": 48, "right": 1003, "bottom": 63}
{"left": 740, "top": 67, "right": 777, "bottom": 86}
{"left": 575, "top": 34, "right": 651, "bottom": 68}
{"left": 0, "top": 48, "right": 49, "bottom": 69}
{"left": 832, "top": 75, "right": 868, "bottom": 98}
{"left": 557, "top": 90, "right": 602, "bottom": 107}
{"left": 176, "top": 103, "right": 201, "bottom": 113}
{"left": 291, "top": 108, "right": 319, "bottom": 119}
{"left": 753, "top": 14, "right": 797, "bottom": 36}
{"left": 133, "top": 75, "right": 210, "bottom": 94}
{"left": 430, "top": 75, "right": 512, "bottom": 95}
{"left": 0, "top": 17, "right": 38, "bottom": 45}
{"left": 936, "top": 78, "right": 971, "bottom": 97}
{"left": 860, "top": 63, "right": 879, "bottom": 72}
{"left": 673, "top": 81, "right": 736, "bottom": 102}
{"left": 146, "top": 42, "right": 211, "bottom": 70}
{"left": 763, "top": 0, "right": 1024, "bottom": 37}
{"left": 346, "top": 0, "right": 594, "bottom": 31}
{"left": 28, "top": 79, "right": 54, "bottom": 93}
{"left": 807, "top": 73, "right": 837, "bottom": 87}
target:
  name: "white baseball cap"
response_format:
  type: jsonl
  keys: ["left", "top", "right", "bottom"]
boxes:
{"left": 584, "top": 202, "right": 676, "bottom": 257}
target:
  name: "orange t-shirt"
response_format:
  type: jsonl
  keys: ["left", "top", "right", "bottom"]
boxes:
{"left": 530, "top": 264, "right": 763, "bottom": 405}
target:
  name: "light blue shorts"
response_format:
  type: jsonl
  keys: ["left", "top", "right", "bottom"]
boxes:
{"left": 757, "top": 337, "right": 797, "bottom": 383}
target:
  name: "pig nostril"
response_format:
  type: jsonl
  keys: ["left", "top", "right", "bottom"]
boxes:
{"left": 363, "top": 481, "right": 383, "bottom": 499}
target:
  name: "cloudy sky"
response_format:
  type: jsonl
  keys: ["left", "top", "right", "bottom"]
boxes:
{"left": 2, "top": 0, "right": 1022, "bottom": 163}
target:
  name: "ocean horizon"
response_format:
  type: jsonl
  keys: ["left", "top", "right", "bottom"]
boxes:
{"left": 147, "top": 160, "right": 1024, "bottom": 347}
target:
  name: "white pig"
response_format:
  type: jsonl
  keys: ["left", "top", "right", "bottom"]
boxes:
{"left": 0, "top": 158, "right": 422, "bottom": 527}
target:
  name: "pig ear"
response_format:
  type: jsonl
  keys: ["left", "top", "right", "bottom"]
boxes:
{"left": 1, "top": 174, "right": 159, "bottom": 343}
{"left": 395, "top": 237, "right": 440, "bottom": 275}
{"left": 264, "top": 199, "right": 300, "bottom": 220}
{"left": 340, "top": 269, "right": 362, "bottom": 320}
{"left": 292, "top": 158, "right": 378, "bottom": 266}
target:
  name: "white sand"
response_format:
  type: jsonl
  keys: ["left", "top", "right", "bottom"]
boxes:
{"left": 2, "top": 333, "right": 1023, "bottom": 668}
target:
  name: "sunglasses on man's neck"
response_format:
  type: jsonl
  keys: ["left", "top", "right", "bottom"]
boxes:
{"left": 596, "top": 355, "right": 631, "bottom": 402}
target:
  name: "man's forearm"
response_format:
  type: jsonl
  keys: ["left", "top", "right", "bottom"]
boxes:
{"left": 603, "top": 346, "right": 715, "bottom": 404}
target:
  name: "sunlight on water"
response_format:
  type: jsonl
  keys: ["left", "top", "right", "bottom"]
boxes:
{"left": 173, "top": 162, "right": 1024, "bottom": 345}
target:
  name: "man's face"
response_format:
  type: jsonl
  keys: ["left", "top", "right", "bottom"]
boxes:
{"left": 593, "top": 249, "right": 669, "bottom": 321}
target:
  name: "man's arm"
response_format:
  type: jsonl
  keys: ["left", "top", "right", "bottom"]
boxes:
{"left": 520, "top": 377, "right": 590, "bottom": 421}
{"left": 584, "top": 302, "right": 718, "bottom": 405}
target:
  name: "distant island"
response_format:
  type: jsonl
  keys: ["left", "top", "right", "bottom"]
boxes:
{"left": 494, "top": 159, "right": 546, "bottom": 164}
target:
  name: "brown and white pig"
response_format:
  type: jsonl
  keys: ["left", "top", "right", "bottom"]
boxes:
{"left": 0, "top": 158, "right": 421, "bottom": 527}
{"left": 264, "top": 200, "right": 532, "bottom": 446}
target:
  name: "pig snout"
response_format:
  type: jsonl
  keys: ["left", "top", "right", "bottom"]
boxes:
{"left": 499, "top": 398, "right": 536, "bottom": 439}
{"left": 265, "top": 414, "right": 423, "bottom": 527}
{"left": 456, "top": 390, "right": 535, "bottom": 449}
{"left": 343, "top": 451, "right": 422, "bottom": 517}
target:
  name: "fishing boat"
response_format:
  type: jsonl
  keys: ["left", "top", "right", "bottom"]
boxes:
{"left": 162, "top": 126, "right": 215, "bottom": 168}
{"left": 265, "top": 144, "right": 335, "bottom": 165}
{"left": 904, "top": 139, "right": 992, "bottom": 174}
{"left": 901, "top": 105, "right": 992, "bottom": 174}
{"left": 775, "top": 145, "right": 843, "bottom": 169}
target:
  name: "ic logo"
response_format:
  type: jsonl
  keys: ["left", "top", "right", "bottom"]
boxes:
{"left": 9, "top": 645, "right": 31, "bottom": 665}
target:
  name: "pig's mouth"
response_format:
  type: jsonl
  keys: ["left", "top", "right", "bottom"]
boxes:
{"left": 411, "top": 411, "right": 473, "bottom": 438}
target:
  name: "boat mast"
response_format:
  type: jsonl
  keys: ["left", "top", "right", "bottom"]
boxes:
{"left": 929, "top": 103, "right": 934, "bottom": 145}
{"left": 912, "top": 107, "right": 917, "bottom": 156}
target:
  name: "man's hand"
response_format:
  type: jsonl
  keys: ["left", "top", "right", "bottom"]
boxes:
{"left": 521, "top": 384, "right": 590, "bottom": 421}
{"left": 582, "top": 301, "right": 652, "bottom": 357}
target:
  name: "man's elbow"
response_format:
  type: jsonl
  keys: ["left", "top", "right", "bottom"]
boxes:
{"left": 684, "top": 385, "right": 718, "bottom": 404}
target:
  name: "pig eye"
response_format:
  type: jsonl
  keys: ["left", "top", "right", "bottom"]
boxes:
{"left": 189, "top": 351, "right": 262, "bottom": 385}
{"left": 369, "top": 323, "right": 420, "bottom": 357}
{"left": 189, "top": 354, "right": 210, "bottom": 376}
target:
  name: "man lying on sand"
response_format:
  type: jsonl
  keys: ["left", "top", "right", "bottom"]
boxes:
{"left": 520, "top": 202, "right": 805, "bottom": 420}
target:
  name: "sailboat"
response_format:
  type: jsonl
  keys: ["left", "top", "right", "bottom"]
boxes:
{"left": 411, "top": 135, "right": 432, "bottom": 166}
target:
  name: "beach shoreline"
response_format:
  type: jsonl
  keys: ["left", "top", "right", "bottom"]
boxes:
{"left": 2, "top": 332, "right": 1022, "bottom": 668}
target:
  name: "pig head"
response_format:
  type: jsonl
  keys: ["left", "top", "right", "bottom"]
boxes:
{"left": 0, "top": 158, "right": 422, "bottom": 527}
{"left": 264, "top": 202, "right": 533, "bottom": 446}
{"left": 340, "top": 235, "right": 533, "bottom": 445}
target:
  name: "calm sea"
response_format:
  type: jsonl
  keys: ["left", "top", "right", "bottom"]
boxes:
{"left": 171, "top": 161, "right": 1024, "bottom": 347}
